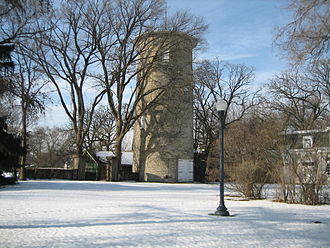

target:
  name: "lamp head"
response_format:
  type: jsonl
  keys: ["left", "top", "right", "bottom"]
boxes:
{"left": 215, "top": 98, "right": 227, "bottom": 111}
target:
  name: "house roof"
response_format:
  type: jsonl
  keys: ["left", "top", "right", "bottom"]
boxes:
{"left": 96, "top": 151, "right": 133, "bottom": 165}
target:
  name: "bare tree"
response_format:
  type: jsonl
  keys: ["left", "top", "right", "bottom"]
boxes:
{"left": 272, "top": 135, "right": 329, "bottom": 205}
{"left": 24, "top": 0, "right": 206, "bottom": 180}
{"left": 92, "top": 0, "right": 207, "bottom": 170}
{"left": 308, "top": 59, "right": 330, "bottom": 101}
{"left": 274, "top": 0, "right": 330, "bottom": 64}
{"left": 193, "top": 59, "right": 259, "bottom": 157}
{"left": 224, "top": 114, "right": 283, "bottom": 199}
{"left": 28, "top": 127, "right": 74, "bottom": 168}
{"left": 291, "top": 150, "right": 328, "bottom": 205}
{"left": 10, "top": 46, "right": 48, "bottom": 179}
{"left": 160, "top": 9, "right": 208, "bottom": 50}
{"left": 84, "top": 105, "right": 116, "bottom": 153}
{"left": 25, "top": 0, "right": 106, "bottom": 179}
{"left": 0, "top": 0, "right": 51, "bottom": 179}
{"left": 267, "top": 69, "right": 328, "bottom": 130}
{"left": 0, "top": 0, "right": 51, "bottom": 45}
{"left": 0, "top": 44, "right": 14, "bottom": 80}
{"left": 93, "top": 0, "right": 163, "bottom": 168}
{"left": 1, "top": 0, "right": 50, "bottom": 97}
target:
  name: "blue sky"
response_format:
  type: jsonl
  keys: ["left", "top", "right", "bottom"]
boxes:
{"left": 40, "top": 0, "right": 292, "bottom": 127}
{"left": 167, "top": 0, "right": 291, "bottom": 84}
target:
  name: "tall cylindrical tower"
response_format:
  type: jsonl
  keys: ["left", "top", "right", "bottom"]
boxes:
{"left": 133, "top": 31, "right": 197, "bottom": 182}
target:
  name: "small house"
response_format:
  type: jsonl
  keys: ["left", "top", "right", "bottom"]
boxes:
{"left": 282, "top": 128, "right": 330, "bottom": 184}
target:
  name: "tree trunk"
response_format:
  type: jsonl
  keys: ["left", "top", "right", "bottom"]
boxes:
{"left": 19, "top": 106, "right": 27, "bottom": 180}
{"left": 72, "top": 118, "right": 86, "bottom": 180}
{"left": 114, "top": 132, "right": 123, "bottom": 181}
{"left": 73, "top": 153, "right": 86, "bottom": 180}
{"left": 19, "top": 165, "right": 26, "bottom": 180}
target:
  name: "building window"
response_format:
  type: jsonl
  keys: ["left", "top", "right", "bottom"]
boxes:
{"left": 303, "top": 136, "right": 313, "bottom": 148}
{"left": 161, "top": 49, "right": 170, "bottom": 62}
{"left": 140, "top": 115, "right": 145, "bottom": 130}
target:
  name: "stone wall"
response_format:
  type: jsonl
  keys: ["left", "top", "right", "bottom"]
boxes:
{"left": 26, "top": 168, "right": 78, "bottom": 180}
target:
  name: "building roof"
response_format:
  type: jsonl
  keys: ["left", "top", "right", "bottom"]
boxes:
{"left": 96, "top": 151, "right": 133, "bottom": 165}
{"left": 281, "top": 127, "right": 330, "bottom": 135}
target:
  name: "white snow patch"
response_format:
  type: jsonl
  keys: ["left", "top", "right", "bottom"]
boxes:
{"left": 0, "top": 180, "right": 329, "bottom": 248}
{"left": 96, "top": 151, "right": 133, "bottom": 165}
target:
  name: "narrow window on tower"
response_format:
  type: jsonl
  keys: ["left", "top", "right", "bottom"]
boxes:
{"left": 162, "top": 49, "right": 170, "bottom": 63}
{"left": 140, "top": 115, "right": 145, "bottom": 130}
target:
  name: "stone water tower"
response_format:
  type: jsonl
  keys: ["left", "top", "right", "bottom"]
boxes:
{"left": 133, "top": 31, "right": 197, "bottom": 182}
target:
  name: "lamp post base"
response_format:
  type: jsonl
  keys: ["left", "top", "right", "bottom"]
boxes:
{"left": 213, "top": 209, "right": 230, "bottom": 216}
{"left": 210, "top": 205, "right": 230, "bottom": 216}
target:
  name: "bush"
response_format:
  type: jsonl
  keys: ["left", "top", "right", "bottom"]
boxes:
{"left": 273, "top": 149, "right": 328, "bottom": 205}
{"left": 0, "top": 117, "right": 23, "bottom": 178}
{"left": 222, "top": 116, "right": 277, "bottom": 199}
{"left": 0, "top": 174, "right": 16, "bottom": 186}
{"left": 228, "top": 161, "right": 269, "bottom": 199}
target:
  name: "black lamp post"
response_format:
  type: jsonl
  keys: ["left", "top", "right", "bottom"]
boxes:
{"left": 213, "top": 98, "right": 230, "bottom": 216}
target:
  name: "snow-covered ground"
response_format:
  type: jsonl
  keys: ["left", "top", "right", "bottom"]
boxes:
{"left": 0, "top": 180, "right": 329, "bottom": 248}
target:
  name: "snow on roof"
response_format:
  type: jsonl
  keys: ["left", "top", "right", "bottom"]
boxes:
{"left": 282, "top": 127, "right": 330, "bottom": 135}
{"left": 96, "top": 151, "right": 133, "bottom": 165}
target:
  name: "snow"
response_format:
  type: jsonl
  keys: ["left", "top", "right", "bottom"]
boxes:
{"left": 1, "top": 172, "right": 14, "bottom": 178}
{"left": 0, "top": 180, "right": 329, "bottom": 248}
{"left": 96, "top": 151, "right": 133, "bottom": 165}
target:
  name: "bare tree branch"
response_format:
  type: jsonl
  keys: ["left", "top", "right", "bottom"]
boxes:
{"left": 193, "top": 59, "right": 260, "bottom": 156}
{"left": 274, "top": 0, "right": 330, "bottom": 64}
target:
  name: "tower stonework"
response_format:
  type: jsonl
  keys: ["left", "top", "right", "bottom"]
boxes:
{"left": 133, "top": 31, "right": 197, "bottom": 182}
